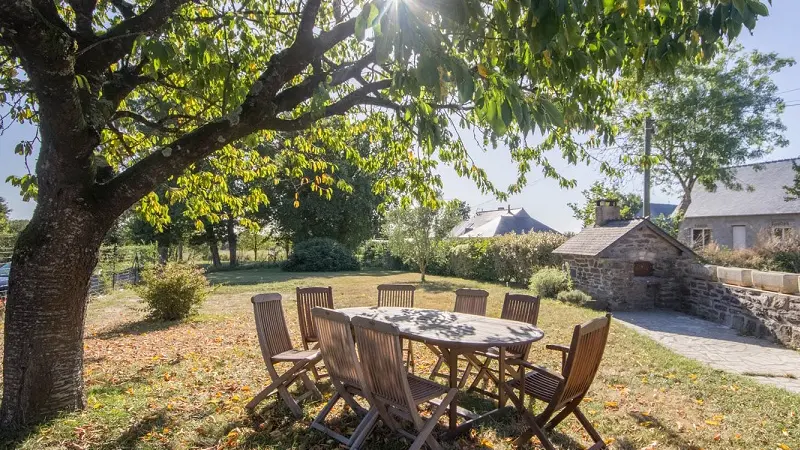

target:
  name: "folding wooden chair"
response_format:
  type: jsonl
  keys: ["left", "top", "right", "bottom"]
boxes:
{"left": 310, "top": 307, "right": 379, "bottom": 449}
{"left": 466, "top": 293, "right": 540, "bottom": 399}
{"left": 352, "top": 316, "right": 458, "bottom": 450}
{"left": 428, "top": 288, "right": 489, "bottom": 384}
{"left": 505, "top": 314, "right": 612, "bottom": 450}
{"left": 296, "top": 286, "right": 334, "bottom": 380}
{"left": 246, "top": 293, "right": 322, "bottom": 417}
{"left": 376, "top": 284, "right": 416, "bottom": 372}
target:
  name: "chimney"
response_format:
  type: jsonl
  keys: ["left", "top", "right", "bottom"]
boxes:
{"left": 595, "top": 199, "right": 621, "bottom": 227}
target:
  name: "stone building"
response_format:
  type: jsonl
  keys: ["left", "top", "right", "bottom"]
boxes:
{"left": 554, "top": 199, "right": 697, "bottom": 310}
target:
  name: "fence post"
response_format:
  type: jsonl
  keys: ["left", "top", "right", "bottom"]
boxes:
{"left": 112, "top": 244, "right": 117, "bottom": 291}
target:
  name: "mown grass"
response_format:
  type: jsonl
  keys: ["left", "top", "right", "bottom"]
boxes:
{"left": 2, "top": 268, "right": 799, "bottom": 449}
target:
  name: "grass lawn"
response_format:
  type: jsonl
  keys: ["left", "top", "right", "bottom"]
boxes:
{"left": 3, "top": 268, "right": 799, "bottom": 449}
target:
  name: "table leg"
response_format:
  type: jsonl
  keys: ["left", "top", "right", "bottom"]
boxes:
{"left": 447, "top": 348, "right": 459, "bottom": 430}
{"left": 498, "top": 346, "right": 506, "bottom": 408}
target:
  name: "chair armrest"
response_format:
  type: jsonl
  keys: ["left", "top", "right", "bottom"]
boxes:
{"left": 516, "top": 361, "right": 564, "bottom": 382}
{"left": 546, "top": 344, "right": 570, "bottom": 373}
{"left": 546, "top": 344, "right": 570, "bottom": 354}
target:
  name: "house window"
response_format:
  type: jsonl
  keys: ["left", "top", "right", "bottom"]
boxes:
{"left": 692, "top": 228, "right": 712, "bottom": 249}
{"left": 773, "top": 226, "right": 794, "bottom": 240}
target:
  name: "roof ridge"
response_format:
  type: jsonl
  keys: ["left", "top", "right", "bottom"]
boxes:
{"left": 723, "top": 157, "right": 799, "bottom": 170}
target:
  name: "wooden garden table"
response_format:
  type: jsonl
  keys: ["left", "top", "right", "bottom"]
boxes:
{"left": 338, "top": 306, "right": 545, "bottom": 437}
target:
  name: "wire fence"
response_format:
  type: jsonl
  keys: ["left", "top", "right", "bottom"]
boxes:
{"left": 0, "top": 239, "right": 158, "bottom": 301}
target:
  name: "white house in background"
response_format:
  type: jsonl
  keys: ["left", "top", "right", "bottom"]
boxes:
{"left": 680, "top": 158, "right": 800, "bottom": 250}
{"left": 449, "top": 206, "right": 558, "bottom": 238}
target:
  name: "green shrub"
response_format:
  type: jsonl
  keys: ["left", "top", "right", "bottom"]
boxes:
{"left": 447, "top": 239, "right": 496, "bottom": 281}
{"left": 528, "top": 267, "right": 571, "bottom": 298}
{"left": 557, "top": 289, "right": 592, "bottom": 306}
{"left": 361, "top": 240, "right": 405, "bottom": 269}
{"left": 489, "top": 232, "right": 568, "bottom": 283}
{"left": 699, "top": 232, "right": 800, "bottom": 273}
{"left": 282, "top": 238, "right": 359, "bottom": 272}
{"left": 137, "top": 263, "right": 210, "bottom": 321}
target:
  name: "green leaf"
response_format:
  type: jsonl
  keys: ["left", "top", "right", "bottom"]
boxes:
{"left": 748, "top": 0, "right": 769, "bottom": 17}
{"left": 457, "top": 70, "right": 475, "bottom": 104}
{"left": 732, "top": 0, "right": 747, "bottom": 14}
{"left": 541, "top": 99, "right": 564, "bottom": 127}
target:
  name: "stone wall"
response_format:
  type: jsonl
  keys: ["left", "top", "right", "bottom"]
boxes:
{"left": 680, "top": 261, "right": 800, "bottom": 349}
{"left": 564, "top": 226, "right": 691, "bottom": 311}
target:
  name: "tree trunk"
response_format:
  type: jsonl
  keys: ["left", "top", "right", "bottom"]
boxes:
{"left": 206, "top": 226, "right": 221, "bottom": 268}
{"left": 419, "top": 261, "right": 427, "bottom": 283}
{"left": 676, "top": 182, "right": 694, "bottom": 217}
{"left": 157, "top": 246, "right": 169, "bottom": 264}
{"left": 226, "top": 218, "right": 237, "bottom": 267}
{"left": 1, "top": 201, "right": 108, "bottom": 427}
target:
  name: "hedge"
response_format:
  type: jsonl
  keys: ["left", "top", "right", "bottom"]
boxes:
{"left": 362, "top": 231, "right": 568, "bottom": 284}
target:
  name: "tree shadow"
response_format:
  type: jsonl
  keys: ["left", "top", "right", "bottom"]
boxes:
{"left": 102, "top": 410, "right": 169, "bottom": 449}
{"left": 415, "top": 280, "right": 468, "bottom": 293}
{"left": 89, "top": 318, "right": 183, "bottom": 340}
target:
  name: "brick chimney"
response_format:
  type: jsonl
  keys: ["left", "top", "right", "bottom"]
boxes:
{"left": 595, "top": 199, "right": 621, "bottom": 227}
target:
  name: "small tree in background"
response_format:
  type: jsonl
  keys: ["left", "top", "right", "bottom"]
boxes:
{"left": 385, "top": 201, "right": 463, "bottom": 282}
{"left": 568, "top": 181, "right": 643, "bottom": 228}
{"left": 0, "top": 197, "right": 10, "bottom": 233}
{"left": 239, "top": 229, "right": 271, "bottom": 262}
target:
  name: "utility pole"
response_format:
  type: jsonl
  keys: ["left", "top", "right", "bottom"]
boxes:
{"left": 643, "top": 116, "right": 653, "bottom": 218}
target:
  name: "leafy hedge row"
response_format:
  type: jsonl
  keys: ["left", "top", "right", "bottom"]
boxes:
{"left": 363, "top": 232, "right": 568, "bottom": 284}
{"left": 699, "top": 232, "right": 800, "bottom": 274}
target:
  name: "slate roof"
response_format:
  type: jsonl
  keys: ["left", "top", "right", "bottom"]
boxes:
{"left": 637, "top": 203, "right": 677, "bottom": 218}
{"left": 450, "top": 207, "right": 557, "bottom": 238}
{"left": 553, "top": 218, "right": 694, "bottom": 257}
{"left": 684, "top": 158, "right": 800, "bottom": 218}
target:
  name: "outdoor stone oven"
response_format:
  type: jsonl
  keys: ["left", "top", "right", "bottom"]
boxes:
{"left": 554, "top": 200, "right": 697, "bottom": 310}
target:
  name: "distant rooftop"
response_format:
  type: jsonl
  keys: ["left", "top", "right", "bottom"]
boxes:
{"left": 553, "top": 218, "right": 694, "bottom": 257}
{"left": 637, "top": 203, "right": 677, "bottom": 218}
{"left": 450, "top": 207, "right": 557, "bottom": 238}
{"left": 684, "top": 158, "right": 800, "bottom": 218}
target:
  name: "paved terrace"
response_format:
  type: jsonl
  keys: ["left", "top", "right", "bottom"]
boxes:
{"left": 616, "top": 311, "right": 800, "bottom": 393}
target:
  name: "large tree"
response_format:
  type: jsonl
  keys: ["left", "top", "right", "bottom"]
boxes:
{"left": 0, "top": 0, "right": 769, "bottom": 427}
{"left": 615, "top": 45, "right": 792, "bottom": 215}
{"left": 568, "top": 180, "right": 642, "bottom": 228}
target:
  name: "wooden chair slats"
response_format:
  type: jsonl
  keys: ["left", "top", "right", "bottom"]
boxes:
{"left": 247, "top": 293, "right": 322, "bottom": 416}
{"left": 505, "top": 314, "right": 612, "bottom": 450}
{"left": 453, "top": 288, "right": 489, "bottom": 316}
{"left": 429, "top": 289, "right": 489, "bottom": 383}
{"left": 376, "top": 284, "right": 415, "bottom": 308}
{"left": 310, "top": 307, "right": 378, "bottom": 449}
{"left": 375, "top": 284, "right": 416, "bottom": 372}
{"left": 296, "top": 286, "right": 334, "bottom": 348}
{"left": 352, "top": 316, "right": 457, "bottom": 450}
{"left": 465, "top": 293, "right": 541, "bottom": 399}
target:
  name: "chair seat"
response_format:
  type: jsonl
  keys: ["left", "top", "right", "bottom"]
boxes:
{"left": 272, "top": 348, "right": 321, "bottom": 363}
{"left": 407, "top": 374, "right": 448, "bottom": 403}
{"left": 508, "top": 368, "right": 563, "bottom": 402}
{"left": 473, "top": 347, "right": 522, "bottom": 360}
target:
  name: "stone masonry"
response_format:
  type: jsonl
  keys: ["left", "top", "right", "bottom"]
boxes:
{"left": 563, "top": 225, "right": 693, "bottom": 310}
{"left": 680, "top": 263, "right": 800, "bottom": 349}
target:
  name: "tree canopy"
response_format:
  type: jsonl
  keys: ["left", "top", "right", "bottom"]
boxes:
{"left": 0, "top": 0, "right": 775, "bottom": 427}
{"left": 613, "top": 45, "right": 792, "bottom": 215}
{"left": 568, "top": 181, "right": 642, "bottom": 227}
{"left": 0, "top": 197, "right": 9, "bottom": 233}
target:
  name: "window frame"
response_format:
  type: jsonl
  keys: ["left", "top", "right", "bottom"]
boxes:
{"left": 691, "top": 228, "right": 712, "bottom": 249}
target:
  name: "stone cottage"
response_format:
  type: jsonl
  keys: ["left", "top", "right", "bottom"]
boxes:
{"left": 554, "top": 199, "right": 697, "bottom": 310}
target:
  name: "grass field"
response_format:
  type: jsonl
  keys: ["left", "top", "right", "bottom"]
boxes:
{"left": 3, "top": 268, "right": 799, "bottom": 449}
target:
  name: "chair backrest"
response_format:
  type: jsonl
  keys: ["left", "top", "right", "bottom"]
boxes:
{"left": 556, "top": 314, "right": 612, "bottom": 408}
{"left": 453, "top": 288, "right": 489, "bottom": 316}
{"left": 312, "top": 307, "right": 361, "bottom": 387}
{"left": 351, "top": 316, "right": 414, "bottom": 409}
{"left": 251, "top": 294, "right": 293, "bottom": 364}
{"left": 296, "top": 286, "right": 334, "bottom": 346}
{"left": 376, "top": 284, "right": 415, "bottom": 308}
{"left": 501, "top": 293, "right": 541, "bottom": 356}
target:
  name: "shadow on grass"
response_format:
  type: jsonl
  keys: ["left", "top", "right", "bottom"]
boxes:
{"left": 103, "top": 410, "right": 169, "bottom": 449}
{"left": 206, "top": 268, "right": 407, "bottom": 287}
{"left": 90, "top": 319, "right": 183, "bottom": 340}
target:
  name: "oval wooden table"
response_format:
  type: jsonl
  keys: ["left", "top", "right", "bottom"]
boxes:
{"left": 338, "top": 306, "right": 545, "bottom": 437}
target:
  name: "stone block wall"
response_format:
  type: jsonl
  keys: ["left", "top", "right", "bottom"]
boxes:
{"left": 680, "top": 261, "right": 800, "bottom": 349}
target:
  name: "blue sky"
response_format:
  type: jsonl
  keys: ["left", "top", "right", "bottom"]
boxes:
{"left": 2, "top": 4, "right": 799, "bottom": 232}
